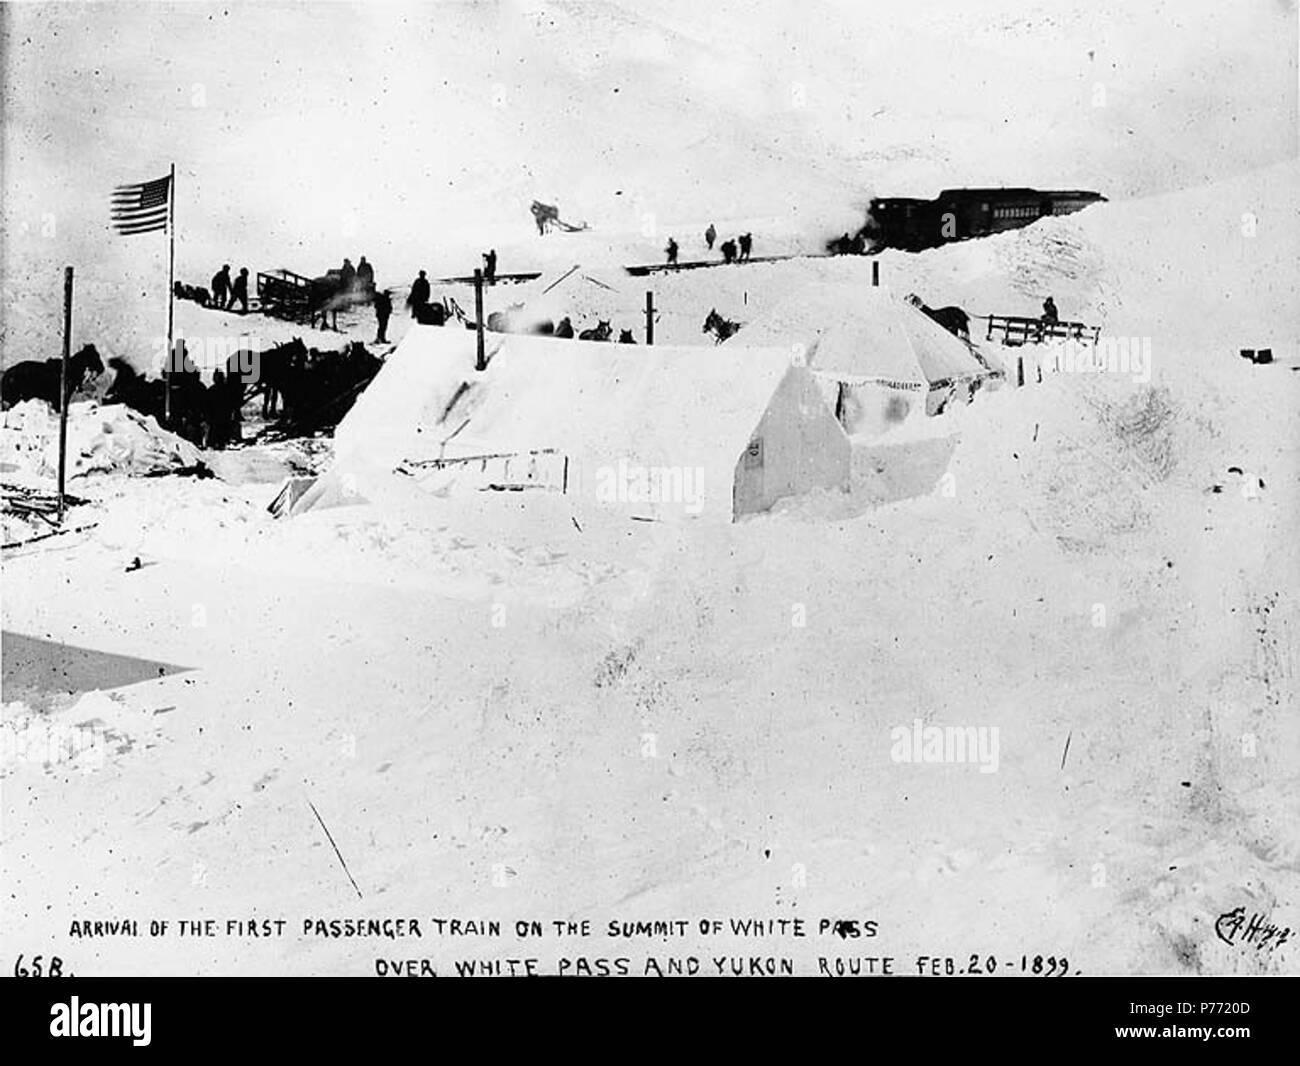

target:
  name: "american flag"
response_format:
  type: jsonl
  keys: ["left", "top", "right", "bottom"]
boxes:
{"left": 110, "top": 173, "right": 171, "bottom": 236}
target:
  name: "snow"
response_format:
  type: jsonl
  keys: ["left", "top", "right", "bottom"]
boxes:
{"left": 0, "top": 400, "right": 201, "bottom": 486}
{"left": 2, "top": 1, "right": 1298, "bottom": 978}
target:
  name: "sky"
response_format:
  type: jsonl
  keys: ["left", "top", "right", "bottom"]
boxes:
{"left": 1, "top": 0, "right": 1296, "bottom": 362}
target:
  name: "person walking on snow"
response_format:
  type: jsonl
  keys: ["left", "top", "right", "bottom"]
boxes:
{"left": 665, "top": 238, "right": 678, "bottom": 265}
{"left": 407, "top": 270, "right": 430, "bottom": 315}
{"left": 704, "top": 223, "right": 716, "bottom": 250}
{"left": 211, "top": 264, "right": 232, "bottom": 310}
{"left": 373, "top": 289, "right": 393, "bottom": 343}
{"left": 356, "top": 256, "right": 375, "bottom": 294}
{"left": 229, "top": 268, "right": 250, "bottom": 314}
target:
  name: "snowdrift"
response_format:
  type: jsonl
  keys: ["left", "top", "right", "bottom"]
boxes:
{"left": 0, "top": 400, "right": 202, "bottom": 485}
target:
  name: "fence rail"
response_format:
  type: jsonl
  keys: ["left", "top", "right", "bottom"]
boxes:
{"left": 986, "top": 314, "right": 1100, "bottom": 347}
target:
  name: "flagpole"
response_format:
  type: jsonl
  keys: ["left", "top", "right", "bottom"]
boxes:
{"left": 165, "top": 162, "right": 175, "bottom": 426}
{"left": 57, "top": 266, "right": 74, "bottom": 524}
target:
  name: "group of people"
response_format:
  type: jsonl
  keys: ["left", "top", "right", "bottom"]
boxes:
{"left": 827, "top": 231, "right": 869, "bottom": 256}
{"left": 210, "top": 264, "right": 250, "bottom": 313}
{"left": 720, "top": 232, "right": 753, "bottom": 264}
{"left": 334, "top": 256, "right": 376, "bottom": 296}
{"left": 665, "top": 225, "right": 753, "bottom": 265}
{"left": 329, "top": 255, "right": 392, "bottom": 343}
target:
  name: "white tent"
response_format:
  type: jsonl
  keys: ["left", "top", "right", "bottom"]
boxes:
{"left": 728, "top": 283, "right": 993, "bottom": 437}
{"left": 293, "top": 326, "right": 850, "bottom": 522}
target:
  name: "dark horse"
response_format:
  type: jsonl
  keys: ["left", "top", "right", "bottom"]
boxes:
{"left": 702, "top": 308, "right": 741, "bottom": 344}
{"left": 1, "top": 344, "right": 104, "bottom": 410}
{"left": 105, "top": 357, "right": 214, "bottom": 446}
{"left": 227, "top": 337, "right": 309, "bottom": 418}
{"left": 104, "top": 357, "right": 166, "bottom": 421}
{"left": 906, "top": 293, "right": 970, "bottom": 341}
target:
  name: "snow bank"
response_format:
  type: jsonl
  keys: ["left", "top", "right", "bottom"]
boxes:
{"left": 0, "top": 400, "right": 201, "bottom": 484}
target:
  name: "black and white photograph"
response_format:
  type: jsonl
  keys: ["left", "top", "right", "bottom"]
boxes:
{"left": 1, "top": 0, "right": 1297, "bottom": 1029}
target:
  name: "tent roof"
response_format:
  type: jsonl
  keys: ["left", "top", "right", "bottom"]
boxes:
{"left": 728, "top": 283, "right": 985, "bottom": 387}
{"left": 504, "top": 264, "right": 630, "bottom": 324}
{"left": 333, "top": 326, "right": 802, "bottom": 480}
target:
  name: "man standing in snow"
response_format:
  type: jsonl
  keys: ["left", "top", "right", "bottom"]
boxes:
{"left": 374, "top": 289, "right": 393, "bottom": 343}
{"left": 211, "top": 264, "right": 232, "bottom": 309}
{"left": 407, "top": 270, "right": 430, "bottom": 315}
{"left": 665, "top": 237, "right": 678, "bottom": 265}
{"left": 720, "top": 238, "right": 737, "bottom": 264}
{"left": 704, "top": 223, "right": 716, "bottom": 250}
{"left": 738, "top": 232, "right": 752, "bottom": 260}
{"left": 229, "top": 268, "right": 250, "bottom": 314}
{"left": 356, "top": 256, "right": 375, "bottom": 295}
{"left": 483, "top": 249, "right": 497, "bottom": 283}
{"left": 1042, "top": 296, "right": 1059, "bottom": 324}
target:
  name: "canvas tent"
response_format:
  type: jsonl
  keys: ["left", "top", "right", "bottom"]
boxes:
{"left": 291, "top": 326, "right": 850, "bottom": 522}
{"left": 728, "top": 284, "right": 995, "bottom": 438}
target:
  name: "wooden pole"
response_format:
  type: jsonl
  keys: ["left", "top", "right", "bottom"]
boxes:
{"left": 1017, "top": 355, "right": 1025, "bottom": 387}
{"left": 644, "top": 290, "right": 654, "bottom": 345}
{"left": 57, "top": 266, "right": 73, "bottom": 523}
{"left": 473, "top": 268, "right": 486, "bottom": 371}
{"left": 871, "top": 260, "right": 879, "bottom": 287}
{"left": 165, "top": 162, "right": 176, "bottom": 426}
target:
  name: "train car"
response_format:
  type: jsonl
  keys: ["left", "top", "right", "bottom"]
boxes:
{"left": 862, "top": 188, "right": 1105, "bottom": 252}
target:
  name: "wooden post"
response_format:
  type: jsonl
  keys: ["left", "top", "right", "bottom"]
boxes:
{"left": 473, "top": 268, "right": 486, "bottom": 371}
{"left": 1017, "top": 356, "right": 1025, "bottom": 387}
{"left": 57, "top": 266, "right": 73, "bottom": 523}
{"left": 871, "top": 260, "right": 879, "bottom": 287}
{"left": 644, "top": 291, "right": 654, "bottom": 345}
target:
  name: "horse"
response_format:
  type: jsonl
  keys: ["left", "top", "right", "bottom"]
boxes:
{"left": 618, "top": 329, "right": 637, "bottom": 344}
{"left": 905, "top": 294, "right": 970, "bottom": 341}
{"left": 228, "top": 337, "right": 308, "bottom": 418}
{"left": 578, "top": 320, "right": 612, "bottom": 342}
{"left": 104, "top": 357, "right": 165, "bottom": 421}
{"left": 1, "top": 344, "right": 104, "bottom": 410}
{"left": 104, "top": 357, "right": 214, "bottom": 447}
{"left": 702, "top": 309, "right": 741, "bottom": 344}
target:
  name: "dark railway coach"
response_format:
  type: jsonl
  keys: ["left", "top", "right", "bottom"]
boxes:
{"left": 864, "top": 187, "right": 1106, "bottom": 252}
